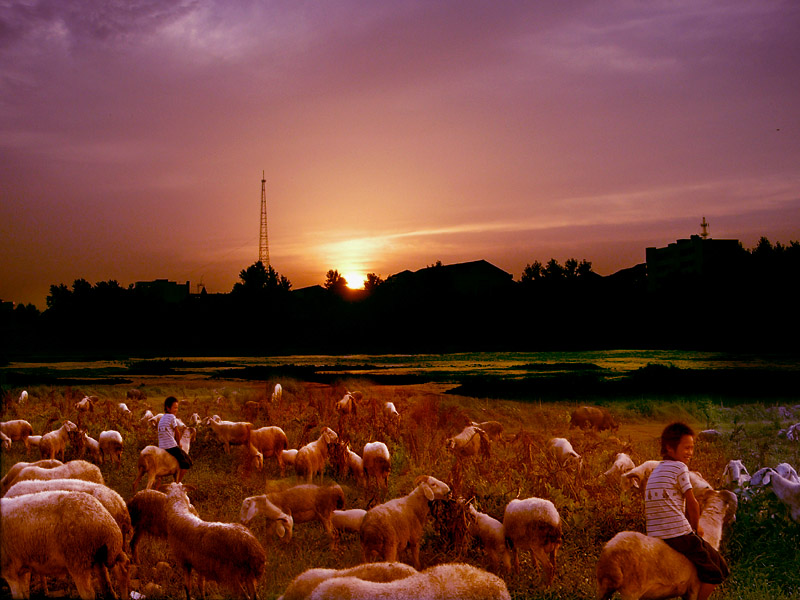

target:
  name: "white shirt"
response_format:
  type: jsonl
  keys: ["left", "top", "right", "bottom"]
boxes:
{"left": 158, "top": 413, "right": 178, "bottom": 450}
{"left": 645, "top": 459, "right": 693, "bottom": 539}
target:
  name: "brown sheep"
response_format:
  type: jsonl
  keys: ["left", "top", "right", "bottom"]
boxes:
{"left": 0, "top": 459, "right": 63, "bottom": 495}
{"left": 569, "top": 406, "right": 618, "bottom": 431}
{"left": 265, "top": 483, "right": 345, "bottom": 547}
{"left": 132, "top": 445, "right": 181, "bottom": 491}
{"left": 295, "top": 427, "right": 338, "bottom": 483}
{"left": 39, "top": 420, "right": 78, "bottom": 461}
{"left": 362, "top": 442, "right": 391, "bottom": 497}
{"left": 249, "top": 426, "right": 289, "bottom": 475}
{"left": 203, "top": 416, "right": 252, "bottom": 454}
{"left": 0, "top": 420, "right": 34, "bottom": 451}
{"left": 127, "top": 488, "right": 199, "bottom": 563}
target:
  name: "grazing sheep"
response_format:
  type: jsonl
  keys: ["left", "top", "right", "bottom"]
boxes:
{"left": 360, "top": 475, "right": 451, "bottom": 569}
{"left": 446, "top": 425, "right": 491, "bottom": 460}
{"left": 308, "top": 563, "right": 510, "bottom": 600}
{"left": 239, "top": 494, "right": 294, "bottom": 542}
{"left": 697, "top": 429, "right": 722, "bottom": 442}
{"left": 98, "top": 430, "right": 124, "bottom": 466}
{"left": 18, "top": 390, "right": 28, "bottom": 404}
{"left": 502, "top": 497, "right": 562, "bottom": 585}
{"left": 547, "top": 437, "right": 582, "bottom": 472}
{"left": 621, "top": 460, "right": 661, "bottom": 493}
{"left": 4, "top": 478, "right": 132, "bottom": 548}
{"left": 383, "top": 402, "right": 400, "bottom": 425}
{"left": 469, "top": 420, "right": 504, "bottom": 442}
{"left": 271, "top": 383, "right": 283, "bottom": 404}
{"left": 0, "top": 420, "right": 34, "bottom": 451}
{"left": 203, "top": 416, "right": 253, "bottom": 454}
{"left": 363, "top": 442, "right": 391, "bottom": 497}
{"left": 336, "top": 393, "right": 357, "bottom": 416}
{"left": 163, "top": 482, "right": 267, "bottom": 600}
{"left": 127, "top": 489, "right": 199, "bottom": 563}
{"left": 127, "top": 388, "right": 146, "bottom": 401}
{"left": 39, "top": 420, "right": 78, "bottom": 461}
{"left": 332, "top": 509, "right": 367, "bottom": 534}
{"left": 263, "top": 483, "right": 345, "bottom": 546}
{"left": 295, "top": 427, "right": 338, "bottom": 483}
{"left": 787, "top": 423, "right": 800, "bottom": 441}
{"left": 277, "top": 562, "right": 417, "bottom": 600}
{"left": 750, "top": 467, "right": 800, "bottom": 522}
{"left": 115, "top": 403, "right": 133, "bottom": 425}
{"left": 467, "top": 504, "right": 512, "bottom": 573}
{"left": 603, "top": 453, "right": 636, "bottom": 480}
{"left": 249, "top": 426, "right": 289, "bottom": 474}
{"left": 75, "top": 396, "right": 96, "bottom": 415}
{"left": 13, "top": 459, "right": 104, "bottom": 486}
{"left": 281, "top": 449, "right": 298, "bottom": 471}
{"left": 596, "top": 490, "right": 737, "bottom": 600}
{"left": 569, "top": 406, "right": 618, "bottom": 431}
{"left": 1, "top": 490, "right": 130, "bottom": 600}
{"left": 721, "top": 459, "right": 751, "bottom": 489}
{"left": 139, "top": 410, "right": 155, "bottom": 428}
{"left": 331, "top": 442, "right": 365, "bottom": 484}
{"left": 242, "top": 401, "right": 261, "bottom": 423}
{"left": 0, "top": 459, "right": 63, "bottom": 495}
{"left": 25, "top": 435, "right": 42, "bottom": 453}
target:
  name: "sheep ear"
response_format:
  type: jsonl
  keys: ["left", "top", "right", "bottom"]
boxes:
{"left": 275, "top": 521, "right": 286, "bottom": 538}
{"left": 244, "top": 501, "right": 257, "bottom": 524}
{"left": 422, "top": 483, "right": 434, "bottom": 501}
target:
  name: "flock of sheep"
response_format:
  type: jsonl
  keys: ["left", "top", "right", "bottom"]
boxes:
{"left": 1, "top": 386, "right": 799, "bottom": 600}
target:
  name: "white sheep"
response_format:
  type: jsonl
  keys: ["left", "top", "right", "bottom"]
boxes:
{"left": 18, "top": 390, "right": 28, "bottom": 404}
{"left": 98, "top": 430, "right": 124, "bottom": 466}
{"left": 596, "top": 489, "right": 737, "bottom": 600}
{"left": 203, "top": 416, "right": 253, "bottom": 454}
{"left": 335, "top": 393, "right": 357, "bottom": 416}
{"left": 0, "top": 459, "right": 63, "bottom": 495}
{"left": 787, "top": 423, "right": 800, "bottom": 441}
{"left": 603, "top": 453, "right": 636, "bottom": 480}
{"left": 502, "top": 497, "right": 562, "bottom": 585}
{"left": 188, "top": 412, "right": 202, "bottom": 426}
{"left": 363, "top": 441, "right": 391, "bottom": 497}
{"left": 383, "top": 401, "right": 400, "bottom": 425}
{"left": 163, "top": 482, "right": 267, "bottom": 600}
{"left": 332, "top": 508, "right": 367, "bottom": 534}
{"left": 721, "top": 459, "right": 751, "bottom": 489}
{"left": 115, "top": 402, "right": 133, "bottom": 425}
{"left": 272, "top": 383, "right": 283, "bottom": 404}
{"left": 39, "top": 420, "right": 78, "bottom": 461}
{"left": 620, "top": 460, "right": 661, "bottom": 493}
{"left": 775, "top": 462, "right": 800, "bottom": 483}
{"left": 25, "top": 435, "right": 42, "bottom": 453}
{"left": 13, "top": 459, "right": 104, "bottom": 486}
{"left": 750, "top": 467, "right": 800, "bottom": 522}
{"left": 467, "top": 504, "right": 512, "bottom": 573}
{"left": 80, "top": 431, "right": 101, "bottom": 462}
{"left": 138, "top": 410, "right": 155, "bottom": 428}
{"left": 277, "top": 562, "right": 417, "bottom": 600}
{"left": 308, "top": 563, "right": 511, "bottom": 600}
{"left": 360, "top": 475, "right": 451, "bottom": 569}
{"left": 547, "top": 437, "right": 582, "bottom": 472}
{"left": 239, "top": 494, "right": 294, "bottom": 542}
{"left": 1, "top": 490, "right": 130, "bottom": 600}
{"left": 75, "top": 396, "right": 95, "bottom": 415}
{"left": 4, "top": 478, "right": 132, "bottom": 548}
{"left": 295, "top": 427, "right": 338, "bottom": 483}
{"left": 249, "top": 426, "right": 289, "bottom": 474}
{"left": 262, "top": 483, "right": 345, "bottom": 546}
{"left": 0, "top": 419, "right": 34, "bottom": 451}
{"left": 132, "top": 445, "right": 181, "bottom": 491}
{"left": 127, "top": 488, "right": 199, "bottom": 563}
{"left": 281, "top": 448, "right": 298, "bottom": 472}
{"left": 446, "top": 425, "right": 491, "bottom": 460}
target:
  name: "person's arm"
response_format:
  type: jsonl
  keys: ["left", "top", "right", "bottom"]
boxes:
{"left": 684, "top": 487, "right": 701, "bottom": 534}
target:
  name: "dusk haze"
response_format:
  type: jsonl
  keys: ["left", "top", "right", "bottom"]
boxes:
{"left": 2, "top": 1, "right": 799, "bottom": 308}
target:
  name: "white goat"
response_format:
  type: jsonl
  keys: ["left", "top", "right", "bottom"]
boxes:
{"left": 272, "top": 383, "right": 283, "bottom": 404}
{"left": 596, "top": 490, "right": 737, "bottom": 600}
{"left": 603, "top": 453, "right": 635, "bottom": 480}
{"left": 620, "top": 460, "right": 661, "bottom": 493}
{"left": 502, "top": 497, "right": 562, "bottom": 585}
{"left": 360, "top": 475, "right": 451, "bottom": 569}
{"left": 383, "top": 402, "right": 400, "bottom": 425}
{"left": 308, "top": 563, "right": 511, "bottom": 600}
{"left": 721, "top": 459, "right": 751, "bottom": 489}
{"left": 751, "top": 467, "right": 800, "bottom": 522}
{"left": 547, "top": 437, "right": 582, "bottom": 472}
{"left": 775, "top": 462, "right": 800, "bottom": 483}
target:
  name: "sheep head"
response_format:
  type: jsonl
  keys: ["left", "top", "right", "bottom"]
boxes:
{"left": 413, "top": 475, "right": 451, "bottom": 501}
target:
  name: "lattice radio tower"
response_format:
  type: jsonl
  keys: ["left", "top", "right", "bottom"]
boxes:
{"left": 259, "top": 170, "right": 270, "bottom": 267}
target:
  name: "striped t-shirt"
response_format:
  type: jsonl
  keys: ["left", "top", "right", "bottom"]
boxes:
{"left": 158, "top": 413, "right": 178, "bottom": 450}
{"left": 644, "top": 459, "right": 693, "bottom": 539}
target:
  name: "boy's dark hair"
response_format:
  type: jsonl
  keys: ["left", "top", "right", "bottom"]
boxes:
{"left": 164, "top": 396, "right": 178, "bottom": 413}
{"left": 660, "top": 422, "right": 695, "bottom": 457}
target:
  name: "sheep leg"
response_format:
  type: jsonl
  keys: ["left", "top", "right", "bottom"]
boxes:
{"left": 69, "top": 567, "right": 97, "bottom": 600}
{"left": 3, "top": 568, "right": 27, "bottom": 600}
{"left": 92, "top": 563, "right": 116, "bottom": 600}
{"left": 408, "top": 540, "right": 421, "bottom": 570}
{"left": 182, "top": 567, "right": 193, "bottom": 600}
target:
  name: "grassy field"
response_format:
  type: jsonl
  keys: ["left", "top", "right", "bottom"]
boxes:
{"left": 1, "top": 378, "right": 799, "bottom": 599}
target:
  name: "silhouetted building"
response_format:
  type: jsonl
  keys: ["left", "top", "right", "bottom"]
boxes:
{"left": 133, "top": 279, "right": 190, "bottom": 303}
{"left": 384, "top": 259, "right": 514, "bottom": 295}
{"left": 646, "top": 235, "right": 742, "bottom": 293}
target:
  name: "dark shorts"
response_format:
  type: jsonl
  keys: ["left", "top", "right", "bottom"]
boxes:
{"left": 664, "top": 532, "right": 729, "bottom": 584}
{"left": 165, "top": 446, "right": 193, "bottom": 469}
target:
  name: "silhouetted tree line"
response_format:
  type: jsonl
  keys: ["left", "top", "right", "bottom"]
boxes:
{"left": 2, "top": 238, "right": 798, "bottom": 359}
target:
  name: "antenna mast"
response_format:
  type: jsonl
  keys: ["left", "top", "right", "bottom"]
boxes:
{"left": 700, "top": 216, "right": 710, "bottom": 239}
{"left": 259, "top": 171, "right": 270, "bottom": 266}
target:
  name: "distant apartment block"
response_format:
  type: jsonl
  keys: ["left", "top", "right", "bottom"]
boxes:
{"left": 134, "top": 279, "right": 190, "bottom": 303}
{"left": 646, "top": 235, "right": 742, "bottom": 293}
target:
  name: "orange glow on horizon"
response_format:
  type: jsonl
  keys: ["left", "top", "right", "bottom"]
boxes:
{"left": 343, "top": 271, "right": 366, "bottom": 289}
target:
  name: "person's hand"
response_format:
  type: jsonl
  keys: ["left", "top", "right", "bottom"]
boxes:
{"left": 697, "top": 525, "right": 704, "bottom": 537}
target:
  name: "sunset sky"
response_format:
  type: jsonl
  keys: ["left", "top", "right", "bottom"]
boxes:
{"left": 2, "top": 1, "right": 799, "bottom": 308}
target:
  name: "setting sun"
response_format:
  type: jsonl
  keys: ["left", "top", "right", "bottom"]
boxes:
{"left": 343, "top": 272, "right": 366, "bottom": 289}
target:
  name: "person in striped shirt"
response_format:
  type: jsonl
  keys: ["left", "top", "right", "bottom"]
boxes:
{"left": 645, "top": 422, "right": 728, "bottom": 600}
